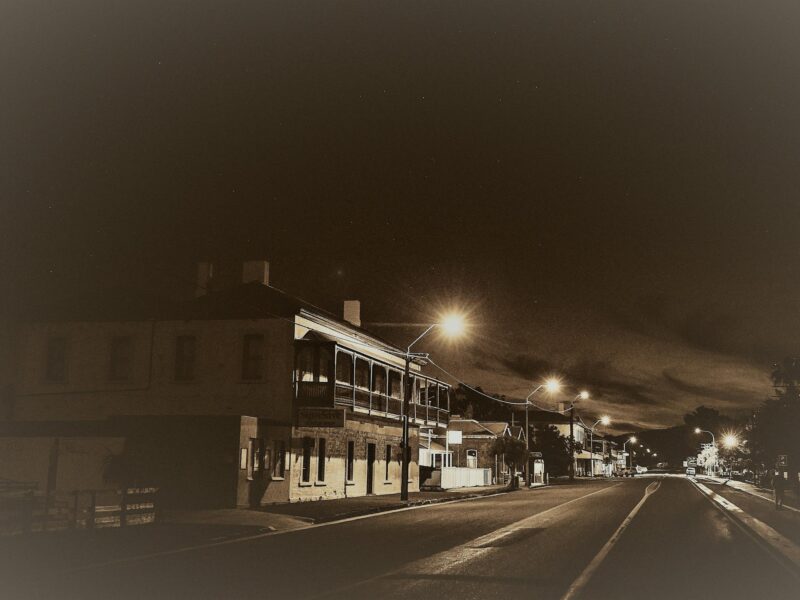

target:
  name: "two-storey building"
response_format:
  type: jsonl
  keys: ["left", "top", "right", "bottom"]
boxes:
{"left": 0, "top": 261, "right": 451, "bottom": 508}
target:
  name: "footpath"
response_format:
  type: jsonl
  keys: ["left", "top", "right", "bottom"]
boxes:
{"left": 1, "top": 484, "right": 512, "bottom": 579}
{"left": 696, "top": 474, "right": 800, "bottom": 512}
{"left": 692, "top": 474, "right": 800, "bottom": 573}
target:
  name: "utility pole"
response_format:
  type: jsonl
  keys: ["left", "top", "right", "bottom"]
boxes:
{"left": 568, "top": 403, "right": 575, "bottom": 482}
{"left": 401, "top": 354, "right": 411, "bottom": 501}
{"left": 525, "top": 401, "right": 531, "bottom": 487}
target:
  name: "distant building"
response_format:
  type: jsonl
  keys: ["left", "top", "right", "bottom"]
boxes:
{"left": 424, "top": 418, "right": 521, "bottom": 485}
{"left": 1, "top": 261, "right": 451, "bottom": 507}
{"left": 526, "top": 407, "right": 618, "bottom": 477}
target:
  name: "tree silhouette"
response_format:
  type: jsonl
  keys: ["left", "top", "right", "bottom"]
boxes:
{"left": 491, "top": 436, "right": 527, "bottom": 489}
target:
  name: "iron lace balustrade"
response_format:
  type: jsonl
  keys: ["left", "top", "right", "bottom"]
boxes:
{"left": 329, "top": 382, "right": 449, "bottom": 425}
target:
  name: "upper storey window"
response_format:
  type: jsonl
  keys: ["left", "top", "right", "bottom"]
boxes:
{"left": 109, "top": 336, "right": 133, "bottom": 381}
{"left": 174, "top": 335, "right": 196, "bottom": 381}
{"left": 44, "top": 337, "right": 68, "bottom": 383}
{"left": 242, "top": 334, "right": 264, "bottom": 380}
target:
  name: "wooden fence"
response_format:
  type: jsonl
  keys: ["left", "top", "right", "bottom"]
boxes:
{"left": 0, "top": 485, "right": 158, "bottom": 535}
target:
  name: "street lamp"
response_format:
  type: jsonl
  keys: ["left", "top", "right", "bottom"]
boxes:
{"left": 589, "top": 416, "right": 611, "bottom": 478}
{"left": 722, "top": 434, "right": 739, "bottom": 449}
{"left": 623, "top": 436, "right": 637, "bottom": 469}
{"left": 566, "top": 389, "right": 590, "bottom": 482}
{"left": 401, "top": 313, "right": 465, "bottom": 501}
{"left": 694, "top": 427, "right": 717, "bottom": 476}
{"left": 524, "top": 378, "right": 561, "bottom": 487}
{"left": 694, "top": 427, "right": 716, "bottom": 444}
{"left": 721, "top": 433, "right": 740, "bottom": 478}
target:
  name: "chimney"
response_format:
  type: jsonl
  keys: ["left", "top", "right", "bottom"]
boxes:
{"left": 557, "top": 401, "right": 568, "bottom": 413}
{"left": 343, "top": 300, "right": 361, "bottom": 327}
{"left": 242, "top": 260, "right": 270, "bottom": 286}
{"left": 196, "top": 262, "right": 214, "bottom": 297}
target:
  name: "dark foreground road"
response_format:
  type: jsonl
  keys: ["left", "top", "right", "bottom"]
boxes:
{"left": 8, "top": 477, "right": 800, "bottom": 599}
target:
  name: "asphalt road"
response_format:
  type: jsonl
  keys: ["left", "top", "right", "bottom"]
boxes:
{"left": 13, "top": 477, "right": 800, "bottom": 599}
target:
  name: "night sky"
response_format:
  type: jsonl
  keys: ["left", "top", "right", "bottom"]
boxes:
{"left": 3, "top": 2, "right": 800, "bottom": 430}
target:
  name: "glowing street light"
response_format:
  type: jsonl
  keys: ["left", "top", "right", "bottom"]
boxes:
{"left": 401, "top": 313, "right": 467, "bottom": 501}
{"left": 722, "top": 434, "right": 740, "bottom": 449}
{"left": 720, "top": 433, "right": 741, "bottom": 478}
{"left": 440, "top": 313, "right": 466, "bottom": 338}
{"left": 544, "top": 378, "right": 562, "bottom": 394}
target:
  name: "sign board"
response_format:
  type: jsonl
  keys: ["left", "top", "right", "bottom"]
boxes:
{"left": 446, "top": 430, "right": 463, "bottom": 445}
{"left": 777, "top": 454, "right": 789, "bottom": 468}
{"left": 687, "top": 457, "right": 697, "bottom": 468}
{"left": 530, "top": 451, "right": 543, "bottom": 459}
{"left": 683, "top": 461, "right": 688, "bottom": 468}
{"left": 297, "top": 408, "right": 346, "bottom": 428}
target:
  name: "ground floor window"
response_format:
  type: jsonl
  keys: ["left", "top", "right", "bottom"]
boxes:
{"left": 385, "top": 444, "right": 392, "bottom": 480}
{"left": 301, "top": 437, "right": 313, "bottom": 483}
{"left": 346, "top": 440, "right": 355, "bottom": 482}
{"left": 317, "top": 438, "right": 327, "bottom": 482}
{"left": 273, "top": 440, "right": 286, "bottom": 478}
{"left": 249, "top": 438, "right": 264, "bottom": 479}
{"left": 466, "top": 449, "right": 478, "bottom": 469}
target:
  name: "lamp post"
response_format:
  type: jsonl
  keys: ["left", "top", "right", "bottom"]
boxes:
{"left": 694, "top": 428, "right": 716, "bottom": 476}
{"left": 721, "top": 433, "right": 740, "bottom": 478}
{"left": 568, "top": 391, "right": 590, "bottom": 482}
{"left": 525, "top": 378, "right": 561, "bottom": 487}
{"left": 623, "top": 436, "right": 637, "bottom": 469}
{"left": 400, "top": 314, "right": 465, "bottom": 501}
{"left": 589, "top": 416, "right": 611, "bottom": 477}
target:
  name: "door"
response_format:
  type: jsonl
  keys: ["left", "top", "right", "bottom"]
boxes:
{"left": 366, "top": 443, "right": 376, "bottom": 494}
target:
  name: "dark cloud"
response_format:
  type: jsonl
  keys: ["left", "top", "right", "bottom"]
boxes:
{"left": 498, "top": 355, "right": 553, "bottom": 381}
{"left": 662, "top": 371, "right": 720, "bottom": 399}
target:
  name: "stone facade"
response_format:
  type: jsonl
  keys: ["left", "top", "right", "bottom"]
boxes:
{"left": 289, "top": 416, "right": 418, "bottom": 502}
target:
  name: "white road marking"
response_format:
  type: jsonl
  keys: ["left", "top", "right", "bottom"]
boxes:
{"left": 560, "top": 479, "right": 661, "bottom": 600}
{"left": 691, "top": 479, "right": 800, "bottom": 572}
{"left": 307, "top": 482, "right": 624, "bottom": 600}
{"left": 55, "top": 490, "right": 509, "bottom": 575}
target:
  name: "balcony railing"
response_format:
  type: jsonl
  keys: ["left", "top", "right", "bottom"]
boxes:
{"left": 299, "top": 381, "right": 449, "bottom": 426}
{"left": 296, "top": 382, "right": 332, "bottom": 408}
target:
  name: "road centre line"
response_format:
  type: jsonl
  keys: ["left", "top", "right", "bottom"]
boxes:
{"left": 560, "top": 479, "right": 662, "bottom": 600}
{"left": 690, "top": 478, "right": 800, "bottom": 575}
{"left": 56, "top": 489, "right": 511, "bottom": 576}
{"left": 307, "top": 482, "right": 624, "bottom": 600}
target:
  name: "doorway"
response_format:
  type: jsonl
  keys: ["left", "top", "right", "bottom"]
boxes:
{"left": 366, "top": 443, "right": 376, "bottom": 494}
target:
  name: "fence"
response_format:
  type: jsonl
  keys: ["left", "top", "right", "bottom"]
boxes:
{"left": 0, "top": 486, "right": 158, "bottom": 535}
{"left": 440, "top": 467, "right": 492, "bottom": 489}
